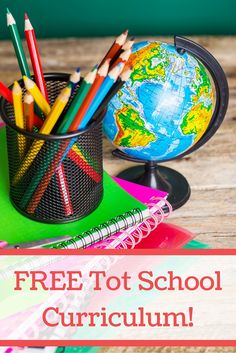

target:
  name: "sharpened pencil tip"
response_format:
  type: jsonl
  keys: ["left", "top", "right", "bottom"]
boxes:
{"left": 6, "top": 8, "right": 10, "bottom": 14}
{"left": 22, "top": 75, "right": 28, "bottom": 84}
{"left": 24, "top": 13, "right": 29, "bottom": 20}
{"left": 123, "top": 29, "right": 129, "bottom": 35}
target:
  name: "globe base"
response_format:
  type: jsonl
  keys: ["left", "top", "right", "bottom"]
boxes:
{"left": 112, "top": 151, "right": 191, "bottom": 210}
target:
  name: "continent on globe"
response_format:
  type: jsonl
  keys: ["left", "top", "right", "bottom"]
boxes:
{"left": 114, "top": 104, "right": 156, "bottom": 148}
{"left": 128, "top": 42, "right": 169, "bottom": 84}
{"left": 180, "top": 65, "right": 213, "bottom": 143}
{"left": 103, "top": 40, "right": 213, "bottom": 162}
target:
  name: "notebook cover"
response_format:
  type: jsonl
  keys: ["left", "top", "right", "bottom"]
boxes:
{"left": 113, "top": 176, "right": 168, "bottom": 202}
{"left": 184, "top": 239, "right": 210, "bottom": 249}
{"left": 0, "top": 127, "right": 148, "bottom": 244}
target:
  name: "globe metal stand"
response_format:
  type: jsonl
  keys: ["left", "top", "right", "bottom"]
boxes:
{"left": 111, "top": 36, "right": 229, "bottom": 211}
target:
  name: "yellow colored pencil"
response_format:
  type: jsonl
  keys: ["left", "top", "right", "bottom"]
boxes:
{"left": 12, "top": 86, "right": 71, "bottom": 185}
{"left": 13, "top": 81, "right": 24, "bottom": 128}
{"left": 40, "top": 86, "right": 71, "bottom": 134}
{"left": 23, "top": 76, "right": 51, "bottom": 116}
{"left": 13, "top": 81, "right": 26, "bottom": 158}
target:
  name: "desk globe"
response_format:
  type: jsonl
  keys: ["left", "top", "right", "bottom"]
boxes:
{"left": 103, "top": 36, "right": 229, "bottom": 209}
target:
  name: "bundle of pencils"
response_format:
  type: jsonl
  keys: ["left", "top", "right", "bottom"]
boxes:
{"left": 2, "top": 8, "right": 135, "bottom": 217}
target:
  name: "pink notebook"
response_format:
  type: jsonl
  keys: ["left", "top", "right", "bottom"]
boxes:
{"left": 90, "top": 177, "right": 172, "bottom": 249}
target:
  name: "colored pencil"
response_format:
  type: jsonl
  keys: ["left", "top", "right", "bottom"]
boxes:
{"left": 109, "top": 66, "right": 132, "bottom": 94}
{"left": 24, "top": 93, "right": 34, "bottom": 132}
{"left": 12, "top": 81, "right": 26, "bottom": 158}
{"left": 99, "top": 30, "right": 128, "bottom": 67}
{"left": 23, "top": 76, "right": 51, "bottom": 115}
{"left": 79, "top": 63, "right": 124, "bottom": 129}
{"left": 57, "top": 67, "right": 97, "bottom": 133}
{"left": 6, "top": 9, "right": 31, "bottom": 78}
{"left": 25, "top": 138, "right": 102, "bottom": 215}
{"left": 23, "top": 67, "right": 130, "bottom": 214}
{"left": 69, "top": 67, "right": 81, "bottom": 94}
{"left": 110, "top": 37, "right": 135, "bottom": 66}
{"left": 55, "top": 163, "right": 73, "bottom": 216}
{"left": 121, "top": 37, "right": 135, "bottom": 51}
{"left": 40, "top": 86, "right": 71, "bottom": 134}
{"left": 24, "top": 10, "right": 74, "bottom": 216}
{"left": 90, "top": 66, "right": 132, "bottom": 123}
{"left": 0, "top": 79, "right": 42, "bottom": 129}
{"left": 110, "top": 48, "right": 131, "bottom": 70}
{"left": 12, "top": 86, "right": 71, "bottom": 185}
{"left": 19, "top": 66, "right": 94, "bottom": 210}
{"left": 67, "top": 149, "right": 101, "bottom": 183}
{"left": 21, "top": 64, "right": 127, "bottom": 214}
{"left": 0, "top": 81, "right": 13, "bottom": 103}
{"left": 24, "top": 138, "right": 70, "bottom": 214}
{"left": 68, "top": 59, "right": 110, "bottom": 131}
{"left": 57, "top": 63, "right": 124, "bottom": 169}
{"left": 59, "top": 63, "right": 124, "bottom": 160}
{"left": 24, "top": 13, "right": 49, "bottom": 101}
{"left": 12, "top": 81, "right": 24, "bottom": 129}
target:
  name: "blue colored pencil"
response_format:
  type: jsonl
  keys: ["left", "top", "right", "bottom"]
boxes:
{"left": 79, "top": 63, "right": 124, "bottom": 129}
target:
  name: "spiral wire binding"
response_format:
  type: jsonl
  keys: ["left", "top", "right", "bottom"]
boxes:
{"left": 93, "top": 197, "right": 172, "bottom": 249}
{"left": 54, "top": 207, "right": 144, "bottom": 249}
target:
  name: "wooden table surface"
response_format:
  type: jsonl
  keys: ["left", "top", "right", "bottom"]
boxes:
{"left": 0, "top": 35, "right": 235, "bottom": 353}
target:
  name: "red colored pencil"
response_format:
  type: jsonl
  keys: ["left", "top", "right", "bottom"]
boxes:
{"left": 0, "top": 81, "right": 13, "bottom": 103}
{"left": 25, "top": 14, "right": 73, "bottom": 216}
{"left": 56, "top": 163, "right": 73, "bottom": 216}
{"left": 0, "top": 80, "right": 42, "bottom": 129}
{"left": 109, "top": 37, "right": 135, "bottom": 67}
{"left": 26, "top": 140, "right": 101, "bottom": 215}
{"left": 110, "top": 48, "right": 132, "bottom": 70}
{"left": 67, "top": 149, "right": 101, "bottom": 183}
{"left": 69, "top": 60, "right": 110, "bottom": 131}
{"left": 99, "top": 30, "right": 128, "bottom": 67}
{"left": 24, "top": 13, "right": 49, "bottom": 101}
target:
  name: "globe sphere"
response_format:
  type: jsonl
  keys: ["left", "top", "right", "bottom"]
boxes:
{"left": 103, "top": 40, "right": 213, "bottom": 161}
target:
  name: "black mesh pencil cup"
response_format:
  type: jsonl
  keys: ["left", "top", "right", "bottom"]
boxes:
{"left": 0, "top": 73, "right": 104, "bottom": 223}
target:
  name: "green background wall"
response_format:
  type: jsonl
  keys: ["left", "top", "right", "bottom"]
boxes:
{"left": 0, "top": 0, "right": 235, "bottom": 39}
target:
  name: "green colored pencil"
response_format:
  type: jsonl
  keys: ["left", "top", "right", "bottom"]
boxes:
{"left": 7, "top": 8, "right": 31, "bottom": 78}
{"left": 57, "top": 66, "right": 97, "bottom": 133}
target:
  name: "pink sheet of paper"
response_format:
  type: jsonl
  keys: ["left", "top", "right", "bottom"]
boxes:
{"left": 113, "top": 176, "right": 168, "bottom": 203}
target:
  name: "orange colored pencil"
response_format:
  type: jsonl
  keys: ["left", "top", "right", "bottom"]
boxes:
{"left": 99, "top": 30, "right": 128, "bottom": 66}
{"left": 69, "top": 59, "right": 110, "bottom": 131}
{"left": 24, "top": 92, "right": 34, "bottom": 132}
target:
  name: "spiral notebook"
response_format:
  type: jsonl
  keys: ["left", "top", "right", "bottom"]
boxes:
{"left": 90, "top": 177, "right": 171, "bottom": 249}
{"left": 0, "top": 126, "right": 150, "bottom": 247}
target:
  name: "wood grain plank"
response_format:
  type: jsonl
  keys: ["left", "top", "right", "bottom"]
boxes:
{"left": 0, "top": 36, "right": 235, "bottom": 250}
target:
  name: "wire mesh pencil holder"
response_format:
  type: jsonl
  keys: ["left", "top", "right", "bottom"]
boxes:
{"left": 0, "top": 73, "right": 104, "bottom": 224}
